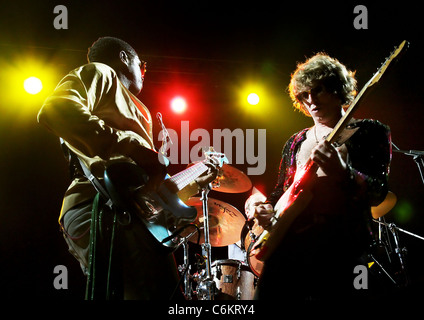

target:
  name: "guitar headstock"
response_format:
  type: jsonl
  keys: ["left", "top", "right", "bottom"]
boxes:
{"left": 204, "top": 147, "right": 229, "bottom": 168}
{"left": 368, "top": 40, "right": 409, "bottom": 87}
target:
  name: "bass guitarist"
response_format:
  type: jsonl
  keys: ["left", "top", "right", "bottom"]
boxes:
{"left": 37, "top": 37, "right": 218, "bottom": 300}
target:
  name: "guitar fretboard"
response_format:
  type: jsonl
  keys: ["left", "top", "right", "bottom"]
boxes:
{"left": 326, "top": 40, "right": 407, "bottom": 144}
{"left": 170, "top": 161, "right": 209, "bottom": 191}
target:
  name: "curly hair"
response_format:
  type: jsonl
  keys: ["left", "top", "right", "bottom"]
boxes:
{"left": 87, "top": 36, "right": 137, "bottom": 66}
{"left": 288, "top": 53, "right": 357, "bottom": 116}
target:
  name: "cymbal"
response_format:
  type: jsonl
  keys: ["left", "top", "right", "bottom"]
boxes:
{"left": 181, "top": 197, "right": 246, "bottom": 247}
{"left": 371, "top": 191, "right": 397, "bottom": 219}
{"left": 212, "top": 164, "right": 252, "bottom": 193}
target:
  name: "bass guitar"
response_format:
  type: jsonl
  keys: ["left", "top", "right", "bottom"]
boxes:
{"left": 252, "top": 40, "right": 409, "bottom": 262}
{"left": 104, "top": 148, "right": 228, "bottom": 251}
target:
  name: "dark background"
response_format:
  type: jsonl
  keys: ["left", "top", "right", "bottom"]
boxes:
{"left": 0, "top": 1, "right": 423, "bottom": 301}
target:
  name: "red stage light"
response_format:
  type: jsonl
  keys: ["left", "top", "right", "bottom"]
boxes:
{"left": 170, "top": 96, "right": 187, "bottom": 114}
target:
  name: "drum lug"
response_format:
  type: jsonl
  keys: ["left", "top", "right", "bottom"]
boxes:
{"left": 224, "top": 274, "right": 233, "bottom": 283}
{"left": 236, "top": 287, "right": 241, "bottom": 300}
{"left": 216, "top": 264, "right": 222, "bottom": 280}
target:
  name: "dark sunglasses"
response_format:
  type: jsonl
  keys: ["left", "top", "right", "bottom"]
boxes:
{"left": 296, "top": 84, "right": 326, "bottom": 102}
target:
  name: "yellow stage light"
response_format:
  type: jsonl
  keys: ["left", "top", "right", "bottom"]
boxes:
{"left": 1, "top": 55, "right": 58, "bottom": 120}
{"left": 247, "top": 93, "right": 260, "bottom": 105}
{"left": 24, "top": 76, "right": 43, "bottom": 95}
{"left": 237, "top": 83, "right": 267, "bottom": 114}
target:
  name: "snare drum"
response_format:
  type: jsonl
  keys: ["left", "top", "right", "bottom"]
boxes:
{"left": 211, "top": 259, "right": 256, "bottom": 300}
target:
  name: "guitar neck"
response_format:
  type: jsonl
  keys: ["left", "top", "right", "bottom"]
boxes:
{"left": 326, "top": 80, "right": 370, "bottom": 144}
{"left": 170, "top": 161, "right": 209, "bottom": 191}
{"left": 327, "top": 40, "right": 408, "bottom": 144}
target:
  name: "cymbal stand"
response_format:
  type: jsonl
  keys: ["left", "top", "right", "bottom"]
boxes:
{"left": 196, "top": 184, "right": 216, "bottom": 300}
{"left": 378, "top": 217, "right": 393, "bottom": 264}
{"left": 388, "top": 222, "right": 409, "bottom": 286}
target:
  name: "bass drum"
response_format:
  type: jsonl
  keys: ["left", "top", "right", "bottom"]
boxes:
{"left": 211, "top": 259, "right": 256, "bottom": 300}
{"left": 241, "top": 220, "right": 264, "bottom": 277}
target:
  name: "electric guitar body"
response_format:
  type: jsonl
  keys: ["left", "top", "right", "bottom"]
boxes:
{"left": 104, "top": 149, "right": 228, "bottom": 251}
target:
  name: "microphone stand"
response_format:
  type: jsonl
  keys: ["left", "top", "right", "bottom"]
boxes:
{"left": 392, "top": 143, "right": 424, "bottom": 185}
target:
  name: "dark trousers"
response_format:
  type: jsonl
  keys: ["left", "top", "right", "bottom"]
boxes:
{"left": 62, "top": 199, "right": 184, "bottom": 300}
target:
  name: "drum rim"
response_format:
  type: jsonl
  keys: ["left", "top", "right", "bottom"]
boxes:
{"left": 211, "top": 259, "right": 249, "bottom": 267}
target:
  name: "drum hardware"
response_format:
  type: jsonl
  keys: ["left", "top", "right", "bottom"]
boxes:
{"left": 175, "top": 192, "right": 254, "bottom": 300}
{"left": 172, "top": 226, "right": 199, "bottom": 300}
{"left": 373, "top": 218, "right": 424, "bottom": 287}
{"left": 181, "top": 197, "right": 246, "bottom": 247}
{"left": 173, "top": 164, "right": 255, "bottom": 300}
{"left": 236, "top": 287, "right": 242, "bottom": 300}
{"left": 392, "top": 144, "right": 424, "bottom": 186}
{"left": 191, "top": 183, "right": 216, "bottom": 300}
{"left": 179, "top": 236, "right": 192, "bottom": 300}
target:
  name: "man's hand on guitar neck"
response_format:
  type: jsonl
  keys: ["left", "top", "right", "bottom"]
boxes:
{"left": 193, "top": 157, "right": 220, "bottom": 190}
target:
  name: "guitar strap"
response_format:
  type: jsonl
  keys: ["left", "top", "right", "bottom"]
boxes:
{"left": 59, "top": 138, "right": 120, "bottom": 300}
{"left": 59, "top": 138, "right": 113, "bottom": 209}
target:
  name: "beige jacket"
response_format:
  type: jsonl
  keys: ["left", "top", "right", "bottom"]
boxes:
{"left": 38, "top": 62, "right": 198, "bottom": 222}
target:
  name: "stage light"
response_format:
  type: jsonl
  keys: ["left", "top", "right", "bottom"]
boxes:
{"left": 24, "top": 76, "right": 43, "bottom": 95}
{"left": 171, "top": 96, "right": 187, "bottom": 114}
{"left": 247, "top": 93, "right": 260, "bottom": 105}
{"left": 1, "top": 55, "right": 58, "bottom": 120}
{"left": 237, "top": 83, "right": 268, "bottom": 114}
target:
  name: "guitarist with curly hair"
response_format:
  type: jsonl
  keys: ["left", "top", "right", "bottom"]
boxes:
{"left": 247, "top": 53, "right": 392, "bottom": 301}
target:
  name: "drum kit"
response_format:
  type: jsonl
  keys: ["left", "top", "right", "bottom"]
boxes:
{"left": 175, "top": 163, "right": 260, "bottom": 300}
